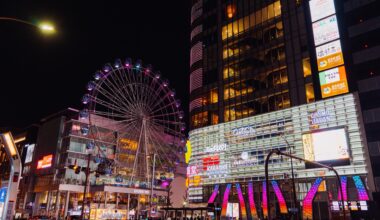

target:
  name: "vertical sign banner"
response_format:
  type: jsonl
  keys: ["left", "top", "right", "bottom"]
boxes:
{"left": 319, "top": 66, "right": 349, "bottom": 98}
{"left": 0, "top": 187, "right": 7, "bottom": 219}
{"left": 309, "top": 0, "right": 349, "bottom": 99}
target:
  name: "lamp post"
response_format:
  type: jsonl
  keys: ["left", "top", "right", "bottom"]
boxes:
{"left": 280, "top": 135, "right": 299, "bottom": 220}
{"left": 0, "top": 17, "right": 56, "bottom": 35}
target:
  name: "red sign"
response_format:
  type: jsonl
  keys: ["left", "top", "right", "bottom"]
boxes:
{"left": 37, "top": 154, "right": 53, "bottom": 169}
{"left": 202, "top": 155, "right": 219, "bottom": 171}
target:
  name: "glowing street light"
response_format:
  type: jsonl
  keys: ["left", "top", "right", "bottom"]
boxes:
{"left": 38, "top": 21, "right": 56, "bottom": 34}
{"left": 0, "top": 17, "right": 56, "bottom": 35}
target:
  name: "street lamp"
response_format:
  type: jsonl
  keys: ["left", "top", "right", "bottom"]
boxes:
{"left": 0, "top": 17, "right": 56, "bottom": 35}
{"left": 280, "top": 135, "right": 299, "bottom": 220}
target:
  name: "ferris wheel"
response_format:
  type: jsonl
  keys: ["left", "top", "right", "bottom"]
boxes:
{"left": 80, "top": 58, "right": 186, "bottom": 188}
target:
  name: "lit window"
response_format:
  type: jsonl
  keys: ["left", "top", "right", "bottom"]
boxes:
{"left": 305, "top": 83, "right": 315, "bottom": 103}
{"left": 211, "top": 113, "right": 218, "bottom": 125}
{"left": 226, "top": 4, "right": 236, "bottom": 18}
{"left": 210, "top": 89, "right": 218, "bottom": 103}
{"left": 223, "top": 67, "right": 237, "bottom": 79}
{"left": 303, "top": 58, "right": 312, "bottom": 77}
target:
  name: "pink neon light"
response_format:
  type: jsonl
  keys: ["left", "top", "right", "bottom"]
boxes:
{"left": 208, "top": 185, "right": 219, "bottom": 203}
{"left": 338, "top": 176, "right": 348, "bottom": 201}
{"left": 271, "top": 180, "right": 288, "bottom": 214}
{"left": 235, "top": 183, "right": 247, "bottom": 220}
{"left": 353, "top": 176, "right": 369, "bottom": 200}
{"left": 303, "top": 178, "right": 323, "bottom": 219}
{"left": 248, "top": 182, "right": 258, "bottom": 219}
{"left": 221, "top": 184, "right": 232, "bottom": 217}
{"left": 262, "top": 181, "right": 268, "bottom": 218}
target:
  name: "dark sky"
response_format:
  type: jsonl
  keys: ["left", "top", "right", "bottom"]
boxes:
{"left": 0, "top": 1, "right": 191, "bottom": 129}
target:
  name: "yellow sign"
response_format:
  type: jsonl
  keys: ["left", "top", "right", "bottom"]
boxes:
{"left": 319, "top": 66, "right": 349, "bottom": 98}
{"left": 90, "top": 209, "right": 127, "bottom": 220}
{"left": 185, "top": 140, "right": 192, "bottom": 164}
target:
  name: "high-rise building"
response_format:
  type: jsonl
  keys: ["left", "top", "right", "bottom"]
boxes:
{"left": 188, "top": 0, "right": 380, "bottom": 218}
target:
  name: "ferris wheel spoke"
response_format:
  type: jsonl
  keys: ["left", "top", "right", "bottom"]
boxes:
{"left": 146, "top": 127, "right": 176, "bottom": 167}
{"left": 92, "top": 85, "right": 129, "bottom": 112}
{"left": 89, "top": 95, "right": 130, "bottom": 115}
{"left": 100, "top": 75, "right": 136, "bottom": 111}
{"left": 150, "top": 111, "right": 182, "bottom": 119}
{"left": 150, "top": 121, "right": 183, "bottom": 137}
{"left": 150, "top": 98, "right": 177, "bottom": 115}
{"left": 90, "top": 110, "right": 129, "bottom": 119}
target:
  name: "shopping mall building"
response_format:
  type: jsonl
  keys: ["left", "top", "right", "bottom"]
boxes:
{"left": 188, "top": 0, "right": 380, "bottom": 219}
{"left": 12, "top": 108, "right": 186, "bottom": 219}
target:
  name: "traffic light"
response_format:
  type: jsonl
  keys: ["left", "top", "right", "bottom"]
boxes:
{"left": 67, "top": 164, "right": 81, "bottom": 174}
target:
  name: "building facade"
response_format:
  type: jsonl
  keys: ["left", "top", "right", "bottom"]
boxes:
{"left": 189, "top": 0, "right": 380, "bottom": 218}
{"left": 14, "top": 108, "right": 184, "bottom": 220}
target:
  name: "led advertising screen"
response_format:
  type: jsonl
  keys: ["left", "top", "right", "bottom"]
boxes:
{"left": 316, "top": 40, "right": 344, "bottom": 71}
{"left": 312, "top": 15, "right": 340, "bottom": 46}
{"left": 303, "top": 127, "right": 350, "bottom": 167}
{"left": 24, "top": 144, "right": 35, "bottom": 164}
{"left": 309, "top": 0, "right": 336, "bottom": 22}
{"left": 319, "top": 66, "right": 349, "bottom": 98}
{"left": 37, "top": 154, "right": 53, "bottom": 169}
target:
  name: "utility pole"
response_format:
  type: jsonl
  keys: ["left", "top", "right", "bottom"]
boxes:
{"left": 149, "top": 153, "right": 156, "bottom": 218}
{"left": 80, "top": 153, "right": 91, "bottom": 220}
{"left": 281, "top": 135, "right": 299, "bottom": 220}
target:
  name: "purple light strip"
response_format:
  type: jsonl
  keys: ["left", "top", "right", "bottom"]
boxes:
{"left": 262, "top": 181, "right": 268, "bottom": 218}
{"left": 208, "top": 184, "right": 219, "bottom": 204}
{"left": 271, "top": 180, "right": 288, "bottom": 214}
{"left": 338, "top": 176, "right": 347, "bottom": 201}
{"left": 221, "top": 184, "right": 232, "bottom": 218}
{"left": 235, "top": 183, "right": 247, "bottom": 220}
{"left": 303, "top": 178, "right": 323, "bottom": 220}
{"left": 248, "top": 182, "right": 258, "bottom": 219}
{"left": 353, "top": 176, "right": 369, "bottom": 200}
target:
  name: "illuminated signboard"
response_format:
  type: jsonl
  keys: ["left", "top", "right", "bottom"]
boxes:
{"left": 319, "top": 66, "right": 349, "bottom": 98}
{"left": 302, "top": 127, "right": 349, "bottom": 163}
{"left": 205, "top": 143, "right": 227, "bottom": 153}
{"left": 24, "top": 144, "right": 35, "bottom": 164}
{"left": 316, "top": 40, "right": 344, "bottom": 71}
{"left": 309, "top": 109, "right": 333, "bottom": 126}
{"left": 309, "top": 0, "right": 336, "bottom": 22}
{"left": 37, "top": 154, "right": 53, "bottom": 169}
{"left": 312, "top": 15, "right": 339, "bottom": 46}
{"left": 202, "top": 155, "right": 219, "bottom": 170}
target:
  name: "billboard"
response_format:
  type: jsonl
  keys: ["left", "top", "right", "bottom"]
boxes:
{"left": 312, "top": 15, "right": 340, "bottom": 46}
{"left": 302, "top": 127, "right": 349, "bottom": 165}
{"left": 316, "top": 40, "right": 344, "bottom": 71}
{"left": 309, "top": 0, "right": 336, "bottom": 22}
{"left": 319, "top": 66, "right": 349, "bottom": 98}
{"left": 37, "top": 154, "right": 53, "bottom": 169}
{"left": 24, "top": 144, "right": 35, "bottom": 164}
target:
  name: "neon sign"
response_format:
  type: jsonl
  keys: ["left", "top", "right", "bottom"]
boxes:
{"left": 231, "top": 126, "right": 255, "bottom": 137}
{"left": 37, "top": 154, "right": 53, "bottom": 169}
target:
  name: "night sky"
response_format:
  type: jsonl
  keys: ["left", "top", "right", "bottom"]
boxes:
{"left": 0, "top": 1, "right": 191, "bottom": 129}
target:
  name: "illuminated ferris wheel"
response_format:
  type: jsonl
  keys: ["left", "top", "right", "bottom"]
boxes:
{"left": 80, "top": 58, "right": 186, "bottom": 188}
